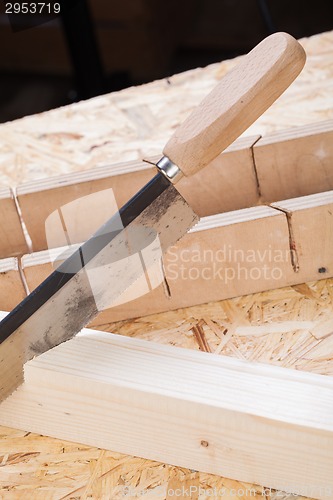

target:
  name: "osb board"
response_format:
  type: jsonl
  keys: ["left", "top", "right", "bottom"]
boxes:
{"left": 0, "top": 31, "right": 333, "bottom": 499}
{"left": 0, "top": 31, "right": 332, "bottom": 187}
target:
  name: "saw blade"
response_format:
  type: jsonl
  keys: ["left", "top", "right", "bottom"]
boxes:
{"left": 0, "top": 173, "right": 198, "bottom": 402}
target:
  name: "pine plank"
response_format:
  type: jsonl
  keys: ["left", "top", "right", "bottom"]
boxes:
{"left": 0, "top": 325, "right": 332, "bottom": 499}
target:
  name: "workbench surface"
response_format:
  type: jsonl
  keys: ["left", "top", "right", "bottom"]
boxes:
{"left": 0, "top": 31, "right": 333, "bottom": 500}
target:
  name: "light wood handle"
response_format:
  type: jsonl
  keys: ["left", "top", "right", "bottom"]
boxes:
{"left": 163, "top": 32, "right": 306, "bottom": 177}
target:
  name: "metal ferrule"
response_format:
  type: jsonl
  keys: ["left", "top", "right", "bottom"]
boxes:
{"left": 156, "top": 156, "right": 183, "bottom": 184}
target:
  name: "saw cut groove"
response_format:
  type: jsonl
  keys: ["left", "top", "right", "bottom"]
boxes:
{"left": 268, "top": 205, "right": 300, "bottom": 273}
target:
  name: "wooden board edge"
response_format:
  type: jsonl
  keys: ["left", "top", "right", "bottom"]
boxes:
{"left": 253, "top": 119, "right": 333, "bottom": 148}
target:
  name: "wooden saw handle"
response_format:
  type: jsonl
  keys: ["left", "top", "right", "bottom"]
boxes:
{"left": 163, "top": 32, "right": 306, "bottom": 178}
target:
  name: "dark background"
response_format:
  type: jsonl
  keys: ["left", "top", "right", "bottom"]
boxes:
{"left": 0, "top": 0, "right": 331, "bottom": 123}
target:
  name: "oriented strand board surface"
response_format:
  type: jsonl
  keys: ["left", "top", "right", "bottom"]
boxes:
{"left": 0, "top": 32, "right": 332, "bottom": 188}
{"left": 0, "top": 31, "right": 333, "bottom": 499}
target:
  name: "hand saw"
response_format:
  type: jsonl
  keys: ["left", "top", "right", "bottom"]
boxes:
{"left": 0, "top": 33, "right": 305, "bottom": 403}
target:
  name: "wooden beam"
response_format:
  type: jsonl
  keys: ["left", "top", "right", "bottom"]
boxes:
{"left": 16, "top": 136, "right": 260, "bottom": 252}
{"left": 0, "top": 187, "right": 28, "bottom": 258}
{"left": 0, "top": 321, "right": 332, "bottom": 499}
{"left": 253, "top": 120, "right": 333, "bottom": 202}
{"left": 0, "top": 258, "right": 26, "bottom": 311}
{"left": 20, "top": 189, "right": 333, "bottom": 325}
